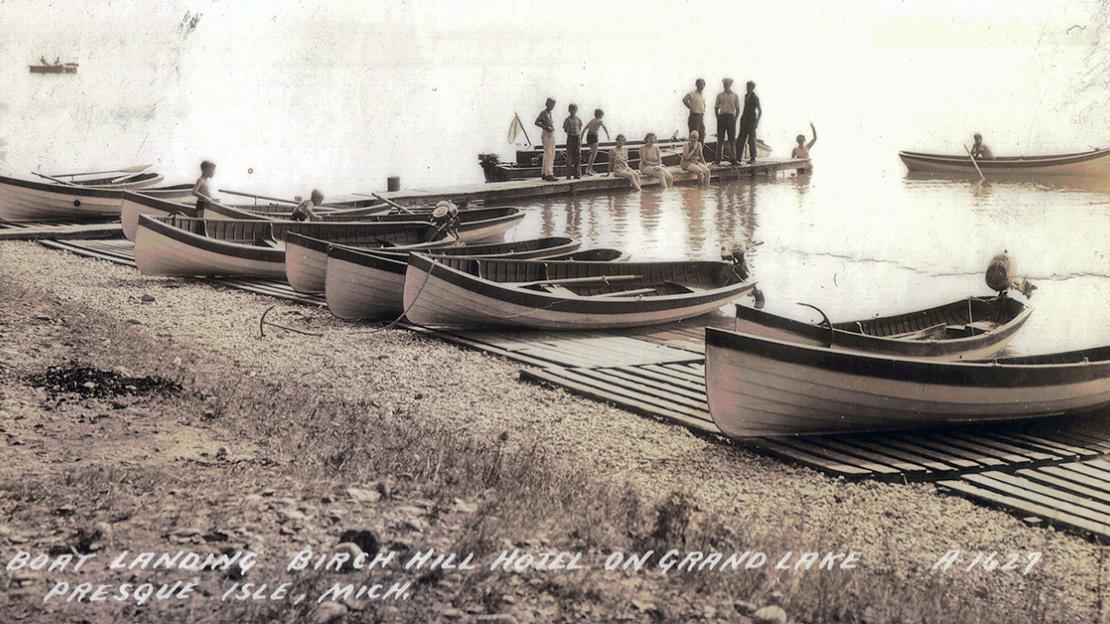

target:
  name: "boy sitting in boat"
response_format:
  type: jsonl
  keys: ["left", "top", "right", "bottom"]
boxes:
{"left": 971, "top": 133, "right": 994, "bottom": 160}
{"left": 291, "top": 189, "right": 325, "bottom": 221}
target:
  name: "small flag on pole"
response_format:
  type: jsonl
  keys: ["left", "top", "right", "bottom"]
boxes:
{"left": 507, "top": 113, "right": 531, "bottom": 146}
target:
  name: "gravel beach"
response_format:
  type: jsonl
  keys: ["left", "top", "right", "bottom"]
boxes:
{"left": 0, "top": 240, "right": 1104, "bottom": 623}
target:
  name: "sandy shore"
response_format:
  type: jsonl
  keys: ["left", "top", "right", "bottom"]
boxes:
{"left": 0, "top": 240, "right": 1103, "bottom": 623}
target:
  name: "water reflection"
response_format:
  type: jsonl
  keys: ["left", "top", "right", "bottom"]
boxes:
{"left": 505, "top": 170, "right": 1110, "bottom": 355}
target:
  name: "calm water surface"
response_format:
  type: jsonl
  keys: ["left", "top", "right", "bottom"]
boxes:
{"left": 505, "top": 169, "right": 1110, "bottom": 356}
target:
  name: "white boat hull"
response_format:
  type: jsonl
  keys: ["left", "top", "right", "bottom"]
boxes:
{"left": 0, "top": 178, "right": 121, "bottom": 222}
{"left": 325, "top": 254, "right": 406, "bottom": 320}
{"left": 900, "top": 148, "right": 1110, "bottom": 177}
{"left": 705, "top": 331, "right": 1110, "bottom": 438}
{"left": 285, "top": 239, "right": 329, "bottom": 293}
{"left": 134, "top": 219, "right": 286, "bottom": 279}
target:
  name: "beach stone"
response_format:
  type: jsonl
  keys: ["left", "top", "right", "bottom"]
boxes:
{"left": 140, "top": 294, "right": 156, "bottom": 303}
{"left": 338, "top": 529, "right": 379, "bottom": 557}
{"left": 734, "top": 600, "right": 757, "bottom": 616}
{"left": 347, "top": 486, "right": 381, "bottom": 503}
{"left": 477, "top": 615, "right": 518, "bottom": 624}
{"left": 313, "top": 601, "right": 347, "bottom": 624}
{"left": 440, "top": 607, "right": 464, "bottom": 619}
{"left": 279, "top": 509, "right": 306, "bottom": 524}
{"left": 333, "top": 542, "right": 363, "bottom": 571}
{"left": 753, "top": 605, "right": 788, "bottom": 624}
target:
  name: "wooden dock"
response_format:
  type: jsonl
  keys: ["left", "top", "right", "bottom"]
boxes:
{"left": 26, "top": 237, "right": 1110, "bottom": 542}
{"left": 0, "top": 218, "right": 122, "bottom": 241}
{"left": 375, "top": 158, "right": 810, "bottom": 205}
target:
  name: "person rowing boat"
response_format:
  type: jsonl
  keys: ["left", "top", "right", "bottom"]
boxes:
{"left": 970, "top": 133, "right": 994, "bottom": 160}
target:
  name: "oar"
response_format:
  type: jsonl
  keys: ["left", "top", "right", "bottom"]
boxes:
{"left": 30, "top": 172, "right": 79, "bottom": 185}
{"left": 513, "top": 274, "right": 643, "bottom": 287}
{"left": 48, "top": 164, "right": 153, "bottom": 178}
{"left": 963, "top": 144, "right": 985, "bottom": 181}
{"left": 370, "top": 192, "right": 415, "bottom": 215}
{"left": 219, "top": 189, "right": 299, "bottom": 205}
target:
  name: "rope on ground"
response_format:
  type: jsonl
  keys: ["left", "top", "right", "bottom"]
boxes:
{"left": 258, "top": 304, "right": 322, "bottom": 338}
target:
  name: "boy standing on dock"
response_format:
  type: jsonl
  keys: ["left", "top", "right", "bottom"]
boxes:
{"left": 682, "top": 78, "right": 707, "bottom": 146}
{"left": 714, "top": 79, "right": 740, "bottom": 165}
{"left": 738, "top": 80, "right": 761, "bottom": 164}
{"left": 535, "top": 98, "right": 557, "bottom": 182}
{"left": 563, "top": 104, "right": 584, "bottom": 180}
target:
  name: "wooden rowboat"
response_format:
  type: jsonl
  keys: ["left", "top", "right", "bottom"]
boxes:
{"left": 899, "top": 148, "right": 1110, "bottom": 177}
{"left": 402, "top": 253, "right": 755, "bottom": 330}
{"left": 208, "top": 202, "right": 524, "bottom": 244}
{"left": 134, "top": 215, "right": 448, "bottom": 279}
{"left": 319, "top": 237, "right": 584, "bottom": 315}
{"left": 735, "top": 296, "right": 1032, "bottom": 361}
{"left": 0, "top": 175, "right": 187, "bottom": 223}
{"left": 705, "top": 328, "right": 1110, "bottom": 438}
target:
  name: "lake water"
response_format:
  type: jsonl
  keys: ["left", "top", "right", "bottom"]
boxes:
{"left": 1, "top": 1, "right": 1108, "bottom": 355}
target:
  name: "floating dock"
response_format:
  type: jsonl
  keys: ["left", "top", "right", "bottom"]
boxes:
{"left": 28, "top": 237, "right": 1110, "bottom": 543}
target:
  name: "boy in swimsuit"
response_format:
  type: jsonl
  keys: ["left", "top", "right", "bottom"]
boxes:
{"left": 291, "top": 189, "right": 325, "bottom": 221}
{"left": 583, "top": 109, "right": 608, "bottom": 176}
{"left": 792, "top": 123, "right": 817, "bottom": 159}
{"left": 192, "top": 160, "right": 217, "bottom": 218}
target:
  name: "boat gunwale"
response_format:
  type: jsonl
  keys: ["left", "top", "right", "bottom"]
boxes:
{"left": 705, "top": 327, "right": 1110, "bottom": 388}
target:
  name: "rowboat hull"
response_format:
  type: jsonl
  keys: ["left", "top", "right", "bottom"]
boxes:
{"left": 121, "top": 191, "right": 198, "bottom": 240}
{"left": 319, "top": 237, "right": 583, "bottom": 314}
{"left": 285, "top": 233, "right": 457, "bottom": 294}
{"left": 705, "top": 329, "right": 1110, "bottom": 438}
{"left": 135, "top": 215, "right": 286, "bottom": 279}
{"left": 734, "top": 296, "right": 1032, "bottom": 361}
{"left": 325, "top": 247, "right": 409, "bottom": 320}
{"left": 136, "top": 216, "right": 445, "bottom": 279}
{"left": 899, "top": 148, "right": 1110, "bottom": 177}
{"left": 403, "top": 254, "right": 755, "bottom": 330}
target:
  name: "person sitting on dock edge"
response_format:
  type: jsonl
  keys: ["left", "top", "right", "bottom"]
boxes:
{"left": 608, "top": 134, "right": 642, "bottom": 191}
{"left": 792, "top": 123, "right": 817, "bottom": 160}
{"left": 535, "top": 98, "right": 557, "bottom": 182}
{"left": 714, "top": 78, "right": 740, "bottom": 165}
{"left": 583, "top": 109, "right": 608, "bottom": 176}
{"left": 563, "top": 104, "right": 583, "bottom": 180}
{"left": 640, "top": 133, "right": 673, "bottom": 189}
{"left": 192, "top": 160, "right": 217, "bottom": 218}
{"left": 683, "top": 78, "right": 707, "bottom": 146}
{"left": 291, "top": 189, "right": 325, "bottom": 221}
{"left": 681, "top": 131, "right": 711, "bottom": 188}
{"left": 971, "top": 133, "right": 994, "bottom": 160}
{"left": 737, "top": 80, "right": 761, "bottom": 164}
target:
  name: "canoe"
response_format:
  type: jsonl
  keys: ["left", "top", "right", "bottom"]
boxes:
{"left": 320, "top": 237, "right": 584, "bottom": 316}
{"left": 204, "top": 199, "right": 391, "bottom": 221}
{"left": 402, "top": 253, "right": 755, "bottom": 330}
{"left": 552, "top": 248, "right": 625, "bottom": 261}
{"left": 899, "top": 148, "right": 1110, "bottom": 177}
{"left": 705, "top": 328, "right": 1110, "bottom": 438}
{"left": 479, "top": 139, "right": 772, "bottom": 182}
{"left": 0, "top": 175, "right": 185, "bottom": 223}
{"left": 134, "top": 215, "right": 448, "bottom": 279}
{"left": 735, "top": 296, "right": 1032, "bottom": 361}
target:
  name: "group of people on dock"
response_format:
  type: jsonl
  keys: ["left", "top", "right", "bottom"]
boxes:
{"left": 682, "top": 77, "right": 762, "bottom": 166}
{"left": 534, "top": 78, "right": 816, "bottom": 190}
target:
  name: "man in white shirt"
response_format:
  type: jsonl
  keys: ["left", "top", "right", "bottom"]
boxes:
{"left": 714, "top": 78, "right": 740, "bottom": 164}
{"left": 682, "top": 78, "right": 706, "bottom": 146}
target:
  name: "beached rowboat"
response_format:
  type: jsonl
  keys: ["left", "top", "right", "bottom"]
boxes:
{"left": 134, "top": 215, "right": 448, "bottom": 279}
{"left": 735, "top": 296, "right": 1031, "bottom": 361}
{"left": 898, "top": 148, "right": 1110, "bottom": 177}
{"left": 705, "top": 328, "right": 1110, "bottom": 438}
{"left": 402, "top": 254, "right": 755, "bottom": 330}
{"left": 208, "top": 202, "right": 524, "bottom": 244}
{"left": 319, "top": 236, "right": 584, "bottom": 314}
{"left": 0, "top": 174, "right": 188, "bottom": 222}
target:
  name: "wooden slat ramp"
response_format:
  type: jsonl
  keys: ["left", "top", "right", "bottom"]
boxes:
{"left": 28, "top": 238, "right": 1110, "bottom": 541}
{"left": 0, "top": 218, "right": 123, "bottom": 240}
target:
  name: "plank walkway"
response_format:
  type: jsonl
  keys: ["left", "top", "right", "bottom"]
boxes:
{"left": 23, "top": 237, "right": 1110, "bottom": 541}
{"left": 0, "top": 218, "right": 123, "bottom": 241}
